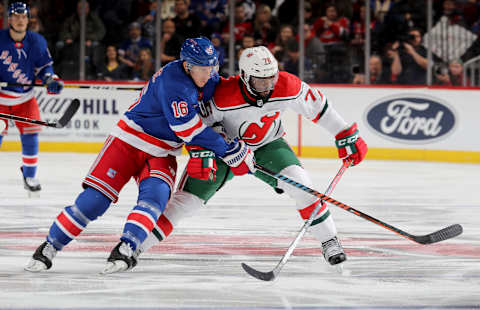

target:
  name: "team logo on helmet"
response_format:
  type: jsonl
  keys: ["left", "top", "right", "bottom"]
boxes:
{"left": 205, "top": 46, "right": 214, "bottom": 55}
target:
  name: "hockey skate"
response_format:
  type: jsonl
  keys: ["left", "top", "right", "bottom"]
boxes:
{"left": 101, "top": 242, "right": 138, "bottom": 275}
{"left": 24, "top": 241, "right": 57, "bottom": 272}
{"left": 321, "top": 236, "right": 346, "bottom": 266}
{"left": 21, "top": 167, "right": 41, "bottom": 198}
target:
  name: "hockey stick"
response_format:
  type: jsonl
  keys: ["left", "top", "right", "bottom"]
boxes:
{"left": 0, "top": 82, "right": 143, "bottom": 91}
{"left": 0, "top": 98, "right": 80, "bottom": 128}
{"left": 253, "top": 163, "right": 463, "bottom": 245}
{"left": 242, "top": 159, "right": 351, "bottom": 281}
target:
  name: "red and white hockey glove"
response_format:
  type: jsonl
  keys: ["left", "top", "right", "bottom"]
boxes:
{"left": 221, "top": 140, "right": 256, "bottom": 176}
{"left": 44, "top": 74, "right": 64, "bottom": 95}
{"left": 186, "top": 145, "right": 217, "bottom": 181}
{"left": 335, "top": 123, "right": 368, "bottom": 166}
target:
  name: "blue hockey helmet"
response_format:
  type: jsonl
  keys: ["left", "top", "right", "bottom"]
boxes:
{"left": 8, "top": 2, "right": 30, "bottom": 17}
{"left": 180, "top": 37, "right": 219, "bottom": 68}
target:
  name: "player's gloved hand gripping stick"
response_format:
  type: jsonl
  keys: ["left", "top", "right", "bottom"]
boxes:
{"left": 186, "top": 145, "right": 217, "bottom": 181}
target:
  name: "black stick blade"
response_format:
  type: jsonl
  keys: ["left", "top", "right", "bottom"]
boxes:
{"left": 56, "top": 99, "right": 80, "bottom": 128}
{"left": 414, "top": 224, "right": 463, "bottom": 244}
{"left": 241, "top": 263, "right": 276, "bottom": 281}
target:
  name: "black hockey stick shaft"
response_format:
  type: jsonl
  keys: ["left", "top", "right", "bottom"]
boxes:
{"left": 0, "top": 82, "right": 143, "bottom": 91}
{"left": 254, "top": 164, "right": 463, "bottom": 245}
{"left": 242, "top": 160, "right": 350, "bottom": 281}
{"left": 0, "top": 98, "right": 80, "bottom": 128}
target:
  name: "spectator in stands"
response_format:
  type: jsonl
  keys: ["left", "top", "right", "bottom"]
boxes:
{"left": 435, "top": 0, "right": 466, "bottom": 26}
{"left": 313, "top": 3, "right": 350, "bottom": 46}
{"left": 252, "top": 3, "right": 278, "bottom": 48}
{"left": 57, "top": 1, "right": 106, "bottom": 51}
{"left": 352, "top": 54, "right": 393, "bottom": 85}
{"left": 190, "top": 0, "right": 227, "bottom": 37}
{"left": 397, "top": 27, "right": 428, "bottom": 85}
{"left": 160, "top": 18, "right": 183, "bottom": 66}
{"left": 173, "top": 0, "right": 203, "bottom": 38}
{"left": 241, "top": 34, "right": 255, "bottom": 49}
{"left": 132, "top": 47, "right": 155, "bottom": 81}
{"left": 221, "top": 2, "right": 253, "bottom": 46}
{"left": 377, "top": 1, "right": 425, "bottom": 53}
{"left": 271, "top": 24, "right": 295, "bottom": 70}
{"left": 97, "top": 45, "right": 131, "bottom": 81}
{"left": 384, "top": 41, "right": 402, "bottom": 83}
{"left": 118, "top": 22, "right": 153, "bottom": 70}
{"left": 28, "top": 6, "right": 44, "bottom": 35}
{"left": 211, "top": 32, "right": 226, "bottom": 75}
{"left": 97, "top": 0, "right": 133, "bottom": 46}
{"left": 283, "top": 38, "right": 315, "bottom": 82}
{"left": 312, "top": 3, "right": 351, "bottom": 83}
{"left": 55, "top": 1, "right": 106, "bottom": 80}
{"left": 435, "top": 58, "right": 468, "bottom": 86}
{"left": 350, "top": 4, "right": 380, "bottom": 68}
{"left": 303, "top": 23, "right": 327, "bottom": 83}
{"left": 137, "top": 0, "right": 158, "bottom": 44}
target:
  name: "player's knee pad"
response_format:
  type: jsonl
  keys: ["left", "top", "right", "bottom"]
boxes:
{"left": 277, "top": 165, "right": 317, "bottom": 207}
{"left": 163, "top": 191, "right": 204, "bottom": 226}
{"left": 138, "top": 177, "right": 171, "bottom": 214}
{"left": 74, "top": 186, "right": 112, "bottom": 221}
{"left": 20, "top": 133, "right": 39, "bottom": 155}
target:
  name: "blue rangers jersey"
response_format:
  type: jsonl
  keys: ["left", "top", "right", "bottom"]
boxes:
{"left": 0, "top": 29, "right": 55, "bottom": 105}
{"left": 111, "top": 60, "right": 230, "bottom": 157}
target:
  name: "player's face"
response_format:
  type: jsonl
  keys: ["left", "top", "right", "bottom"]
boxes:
{"left": 249, "top": 73, "right": 278, "bottom": 97}
{"left": 189, "top": 65, "right": 217, "bottom": 88}
{"left": 9, "top": 13, "right": 29, "bottom": 33}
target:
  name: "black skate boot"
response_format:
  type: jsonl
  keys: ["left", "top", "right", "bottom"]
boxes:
{"left": 321, "top": 236, "right": 347, "bottom": 265}
{"left": 101, "top": 241, "right": 138, "bottom": 274}
{"left": 21, "top": 167, "right": 41, "bottom": 197}
{"left": 24, "top": 241, "right": 57, "bottom": 272}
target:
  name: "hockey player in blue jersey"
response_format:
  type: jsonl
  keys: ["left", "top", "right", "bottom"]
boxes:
{"left": 25, "top": 37, "right": 256, "bottom": 274}
{"left": 0, "top": 2, "right": 64, "bottom": 196}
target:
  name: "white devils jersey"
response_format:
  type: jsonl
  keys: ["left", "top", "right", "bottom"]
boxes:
{"left": 200, "top": 72, "right": 334, "bottom": 151}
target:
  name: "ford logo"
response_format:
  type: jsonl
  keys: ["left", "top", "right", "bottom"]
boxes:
{"left": 364, "top": 94, "right": 456, "bottom": 144}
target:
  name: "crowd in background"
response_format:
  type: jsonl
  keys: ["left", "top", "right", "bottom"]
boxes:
{"left": 2, "top": 0, "right": 480, "bottom": 86}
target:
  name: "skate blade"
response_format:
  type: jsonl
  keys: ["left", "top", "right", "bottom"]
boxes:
{"left": 334, "top": 263, "right": 351, "bottom": 276}
{"left": 24, "top": 259, "right": 48, "bottom": 272}
{"left": 100, "top": 261, "right": 129, "bottom": 275}
{"left": 27, "top": 190, "right": 40, "bottom": 198}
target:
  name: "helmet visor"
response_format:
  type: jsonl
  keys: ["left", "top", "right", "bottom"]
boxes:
{"left": 249, "top": 73, "right": 279, "bottom": 94}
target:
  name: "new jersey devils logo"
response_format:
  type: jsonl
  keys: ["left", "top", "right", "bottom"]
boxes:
{"left": 239, "top": 112, "right": 280, "bottom": 146}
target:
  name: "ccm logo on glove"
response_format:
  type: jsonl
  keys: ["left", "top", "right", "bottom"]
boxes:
{"left": 335, "top": 123, "right": 368, "bottom": 166}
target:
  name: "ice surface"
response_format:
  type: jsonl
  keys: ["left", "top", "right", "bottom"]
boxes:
{"left": 0, "top": 152, "right": 479, "bottom": 309}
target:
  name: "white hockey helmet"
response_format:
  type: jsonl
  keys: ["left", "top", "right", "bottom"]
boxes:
{"left": 239, "top": 46, "right": 279, "bottom": 97}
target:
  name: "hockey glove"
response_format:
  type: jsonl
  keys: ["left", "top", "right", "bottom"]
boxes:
{"left": 335, "top": 123, "right": 368, "bottom": 166}
{"left": 221, "top": 140, "right": 256, "bottom": 176}
{"left": 186, "top": 145, "right": 217, "bottom": 181}
{"left": 44, "top": 75, "right": 64, "bottom": 95}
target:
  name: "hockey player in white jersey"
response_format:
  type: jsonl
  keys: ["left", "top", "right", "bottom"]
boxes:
{"left": 139, "top": 46, "right": 368, "bottom": 268}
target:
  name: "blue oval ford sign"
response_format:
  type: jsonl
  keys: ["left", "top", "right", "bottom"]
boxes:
{"left": 365, "top": 94, "right": 456, "bottom": 144}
